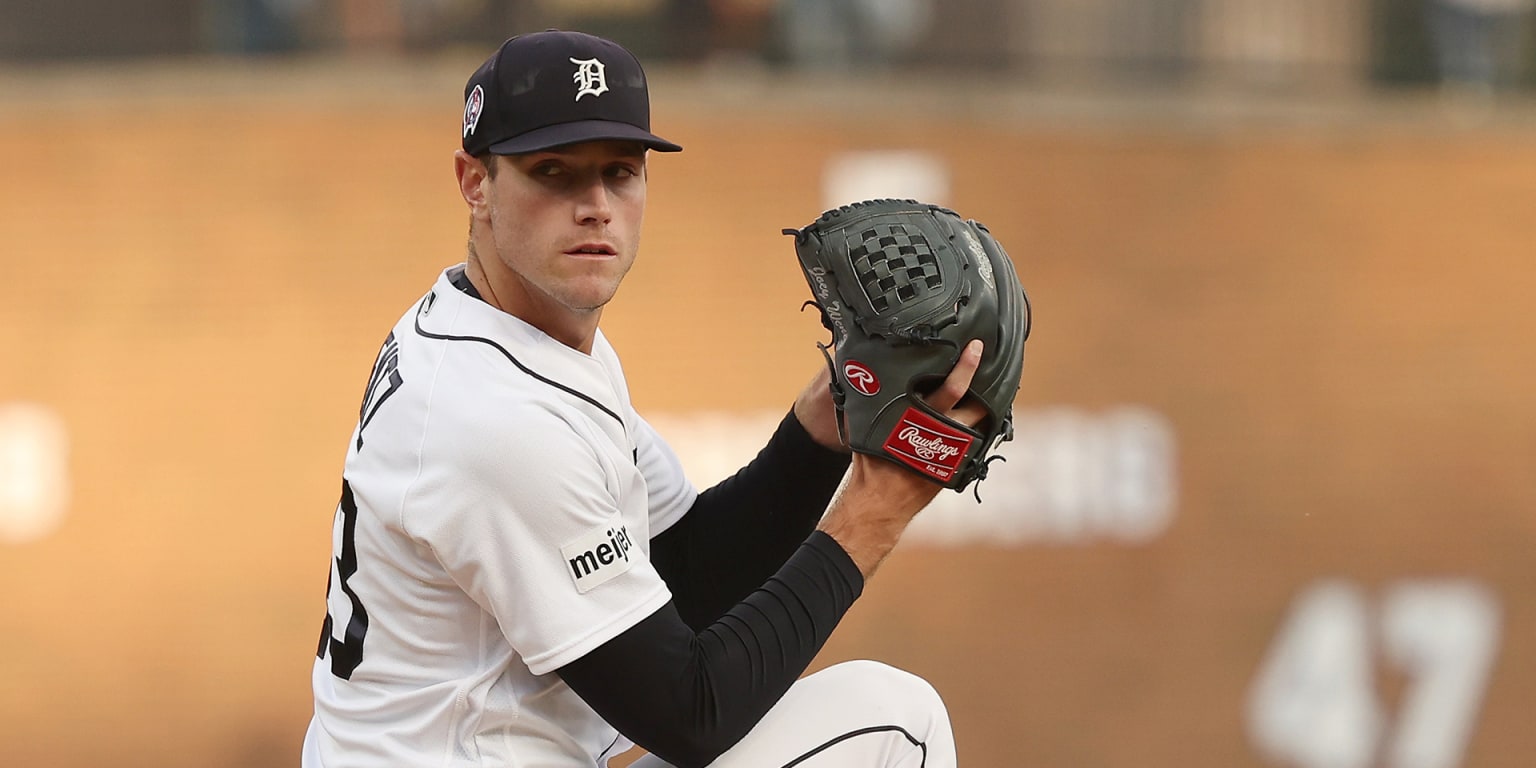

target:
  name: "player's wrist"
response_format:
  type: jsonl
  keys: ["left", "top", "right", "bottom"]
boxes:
{"left": 816, "top": 458, "right": 938, "bottom": 579}
{"left": 816, "top": 512, "right": 896, "bottom": 581}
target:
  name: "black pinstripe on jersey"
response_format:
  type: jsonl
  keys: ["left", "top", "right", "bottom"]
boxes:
{"left": 412, "top": 297, "right": 626, "bottom": 428}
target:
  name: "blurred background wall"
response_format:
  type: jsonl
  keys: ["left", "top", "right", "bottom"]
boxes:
{"left": 2, "top": 1, "right": 1534, "bottom": 766}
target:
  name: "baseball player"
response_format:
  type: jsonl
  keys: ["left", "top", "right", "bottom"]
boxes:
{"left": 302, "top": 30, "right": 982, "bottom": 768}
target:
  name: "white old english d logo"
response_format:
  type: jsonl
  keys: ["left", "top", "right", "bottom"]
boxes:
{"left": 570, "top": 57, "right": 609, "bottom": 101}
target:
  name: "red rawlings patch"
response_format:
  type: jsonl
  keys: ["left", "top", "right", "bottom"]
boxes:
{"left": 843, "top": 361, "right": 880, "bottom": 396}
{"left": 882, "top": 407, "right": 974, "bottom": 482}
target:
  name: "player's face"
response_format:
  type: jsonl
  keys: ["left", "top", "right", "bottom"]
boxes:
{"left": 482, "top": 140, "right": 647, "bottom": 322}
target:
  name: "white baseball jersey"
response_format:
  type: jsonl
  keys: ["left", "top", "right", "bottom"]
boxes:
{"left": 303, "top": 266, "right": 698, "bottom": 767}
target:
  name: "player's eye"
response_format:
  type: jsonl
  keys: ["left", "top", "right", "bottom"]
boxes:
{"left": 604, "top": 163, "right": 640, "bottom": 179}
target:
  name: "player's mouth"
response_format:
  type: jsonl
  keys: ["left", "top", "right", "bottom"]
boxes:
{"left": 565, "top": 243, "right": 617, "bottom": 259}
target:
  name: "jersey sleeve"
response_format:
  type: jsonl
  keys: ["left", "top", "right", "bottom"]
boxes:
{"left": 402, "top": 399, "right": 672, "bottom": 676}
{"left": 632, "top": 412, "right": 698, "bottom": 536}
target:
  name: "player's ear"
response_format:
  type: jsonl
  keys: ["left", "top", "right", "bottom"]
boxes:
{"left": 454, "top": 150, "right": 492, "bottom": 216}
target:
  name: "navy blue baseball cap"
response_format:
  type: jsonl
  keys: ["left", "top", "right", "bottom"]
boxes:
{"left": 461, "top": 30, "right": 682, "bottom": 155}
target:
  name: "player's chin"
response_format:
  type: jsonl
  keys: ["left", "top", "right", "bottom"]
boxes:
{"left": 571, "top": 263, "right": 631, "bottom": 301}
{"left": 555, "top": 278, "right": 625, "bottom": 313}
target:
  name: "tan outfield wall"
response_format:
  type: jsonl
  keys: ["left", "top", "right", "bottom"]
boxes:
{"left": 1, "top": 67, "right": 1533, "bottom": 767}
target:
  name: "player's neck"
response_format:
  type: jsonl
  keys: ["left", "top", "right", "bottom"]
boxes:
{"left": 517, "top": 295, "right": 602, "bottom": 355}
{"left": 464, "top": 256, "right": 601, "bottom": 354}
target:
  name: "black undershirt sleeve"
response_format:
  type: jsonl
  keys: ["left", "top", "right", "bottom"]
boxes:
{"left": 649, "top": 410, "right": 852, "bottom": 629}
{"left": 556, "top": 411, "right": 858, "bottom": 766}
{"left": 557, "top": 532, "right": 863, "bottom": 768}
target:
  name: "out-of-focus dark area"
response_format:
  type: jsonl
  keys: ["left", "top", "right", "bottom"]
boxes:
{"left": 1, "top": 0, "right": 1533, "bottom": 93}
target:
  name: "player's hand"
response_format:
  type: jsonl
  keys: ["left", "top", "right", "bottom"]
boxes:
{"left": 792, "top": 360, "right": 848, "bottom": 451}
{"left": 919, "top": 338, "right": 988, "bottom": 426}
{"left": 851, "top": 339, "right": 985, "bottom": 501}
{"left": 820, "top": 340, "right": 985, "bottom": 579}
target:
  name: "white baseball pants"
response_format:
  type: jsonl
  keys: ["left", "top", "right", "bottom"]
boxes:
{"left": 624, "top": 660, "right": 956, "bottom": 768}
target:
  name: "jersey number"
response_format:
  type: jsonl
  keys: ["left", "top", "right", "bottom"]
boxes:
{"left": 318, "top": 479, "right": 369, "bottom": 679}
{"left": 357, "top": 332, "right": 403, "bottom": 451}
{"left": 317, "top": 334, "right": 406, "bottom": 678}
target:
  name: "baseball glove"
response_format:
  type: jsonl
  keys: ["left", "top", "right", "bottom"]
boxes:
{"left": 784, "top": 199, "right": 1030, "bottom": 491}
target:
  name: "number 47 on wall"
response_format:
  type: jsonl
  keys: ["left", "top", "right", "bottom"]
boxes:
{"left": 1247, "top": 580, "right": 1501, "bottom": 768}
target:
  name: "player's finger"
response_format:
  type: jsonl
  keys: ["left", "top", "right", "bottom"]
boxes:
{"left": 925, "top": 339, "right": 983, "bottom": 413}
{"left": 948, "top": 397, "right": 989, "bottom": 429}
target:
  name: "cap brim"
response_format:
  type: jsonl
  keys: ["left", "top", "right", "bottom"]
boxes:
{"left": 487, "top": 120, "right": 682, "bottom": 154}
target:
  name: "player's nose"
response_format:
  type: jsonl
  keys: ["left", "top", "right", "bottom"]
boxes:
{"left": 572, "top": 176, "right": 613, "bottom": 225}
